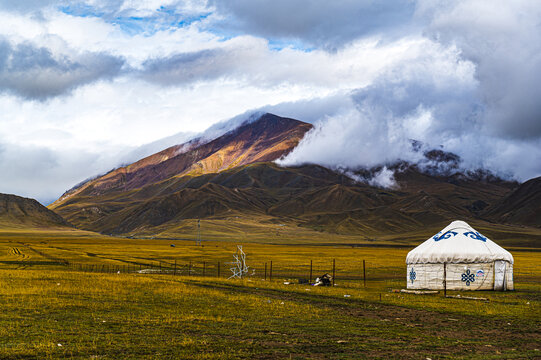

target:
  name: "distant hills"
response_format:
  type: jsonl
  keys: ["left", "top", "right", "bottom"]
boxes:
{"left": 485, "top": 176, "right": 541, "bottom": 228}
{"left": 0, "top": 193, "right": 69, "bottom": 229}
{"left": 45, "top": 113, "right": 540, "bottom": 242}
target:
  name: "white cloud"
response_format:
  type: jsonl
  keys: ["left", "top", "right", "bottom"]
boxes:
{"left": 210, "top": 0, "right": 417, "bottom": 49}
{"left": 0, "top": 140, "right": 126, "bottom": 205}
{"left": 421, "top": 0, "right": 541, "bottom": 139}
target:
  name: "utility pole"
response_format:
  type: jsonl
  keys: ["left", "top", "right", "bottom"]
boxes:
{"left": 196, "top": 219, "right": 201, "bottom": 246}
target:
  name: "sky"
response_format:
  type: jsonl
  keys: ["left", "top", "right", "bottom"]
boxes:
{"left": 0, "top": 0, "right": 540, "bottom": 204}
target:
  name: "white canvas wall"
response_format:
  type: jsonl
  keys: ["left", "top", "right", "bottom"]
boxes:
{"left": 407, "top": 261, "right": 513, "bottom": 290}
{"left": 506, "top": 263, "right": 514, "bottom": 290}
{"left": 494, "top": 261, "right": 514, "bottom": 291}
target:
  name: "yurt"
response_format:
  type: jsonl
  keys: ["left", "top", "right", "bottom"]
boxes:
{"left": 406, "top": 220, "right": 514, "bottom": 291}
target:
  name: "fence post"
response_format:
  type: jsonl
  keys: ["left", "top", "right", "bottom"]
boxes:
{"left": 309, "top": 260, "right": 313, "bottom": 284}
{"left": 443, "top": 262, "right": 447, "bottom": 297}
{"left": 264, "top": 262, "right": 267, "bottom": 281}
{"left": 270, "top": 261, "right": 273, "bottom": 281}
{"left": 217, "top": 261, "right": 220, "bottom": 278}
{"left": 363, "top": 260, "right": 366, "bottom": 288}
{"left": 332, "top": 259, "right": 335, "bottom": 286}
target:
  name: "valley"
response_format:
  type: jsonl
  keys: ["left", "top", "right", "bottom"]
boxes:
{"left": 1, "top": 113, "right": 540, "bottom": 359}
{"left": 0, "top": 229, "right": 539, "bottom": 359}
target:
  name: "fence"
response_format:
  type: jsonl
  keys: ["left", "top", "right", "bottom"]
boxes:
{"left": 6, "top": 257, "right": 537, "bottom": 289}
{"left": 63, "top": 258, "right": 408, "bottom": 287}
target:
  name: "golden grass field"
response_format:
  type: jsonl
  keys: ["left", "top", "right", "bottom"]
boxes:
{"left": 0, "top": 227, "right": 540, "bottom": 359}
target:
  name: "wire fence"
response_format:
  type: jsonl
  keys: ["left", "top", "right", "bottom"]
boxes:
{"left": 2, "top": 245, "right": 535, "bottom": 289}
{"left": 59, "top": 258, "right": 539, "bottom": 288}
{"left": 60, "top": 259, "right": 417, "bottom": 288}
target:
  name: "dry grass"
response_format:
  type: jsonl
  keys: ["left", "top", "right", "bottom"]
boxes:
{"left": 0, "top": 228, "right": 539, "bottom": 359}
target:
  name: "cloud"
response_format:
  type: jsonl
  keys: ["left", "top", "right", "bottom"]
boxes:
{"left": 278, "top": 81, "right": 541, "bottom": 183}
{"left": 277, "top": 38, "right": 477, "bottom": 168}
{"left": 210, "top": 0, "right": 416, "bottom": 49}
{"left": 271, "top": 1, "right": 541, "bottom": 183}
{"left": 118, "top": 130, "right": 196, "bottom": 165}
{"left": 421, "top": 0, "right": 541, "bottom": 139}
{"left": 0, "top": 140, "right": 119, "bottom": 205}
{"left": 0, "top": 0, "right": 59, "bottom": 13}
{"left": 138, "top": 35, "right": 428, "bottom": 91}
{"left": 140, "top": 46, "right": 241, "bottom": 85}
{"left": 345, "top": 166, "right": 397, "bottom": 188}
{"left": 0, "top": 38, "right": 124, "bottom": 100}
{"left": 277, "top": 104, "right": 423, "bottom": 170}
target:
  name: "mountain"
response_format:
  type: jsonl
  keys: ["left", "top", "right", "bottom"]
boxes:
{"left": 0, "top": 193, "right": 69, "bottom": 229}
{"left": 484, "top": 176, "right": 541, "bottom": 227}
{"left": 48, "top": 112, "right": 540, "bottom": 245}
{"left": 49, "top": 113, "right": 314, "bottom": 228}
{"left": 51, "top": 113, "right": 312, "bottom": 204}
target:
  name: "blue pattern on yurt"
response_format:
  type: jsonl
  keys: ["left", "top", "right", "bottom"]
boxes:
{"left": 409, "top": 267, "right": 416, "bottom": 284}
{"left": 463, "top": 231, "right": 487, "bottom": 241}
{"left": 461, "top": 269, "right": 475, "bottom": 286}
{"left": 433, "top": 231, "right": 458, "bottom": 241}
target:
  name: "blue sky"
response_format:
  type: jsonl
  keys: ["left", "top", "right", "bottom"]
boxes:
{"left": 0, "top": 0, "right": 540, "bottom": 203}
{"left": 59, "top": 3, "right": 213, "bottom": 36}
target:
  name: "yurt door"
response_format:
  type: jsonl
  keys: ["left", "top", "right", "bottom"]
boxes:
{"left": 494, "top": 260, "right": 507, "bottom": 291}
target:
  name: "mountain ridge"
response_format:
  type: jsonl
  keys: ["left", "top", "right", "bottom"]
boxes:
{"left": 483, "top": 176, "right": 541, "bottom": 227}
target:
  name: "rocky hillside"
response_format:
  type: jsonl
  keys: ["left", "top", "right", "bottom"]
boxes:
{"left": 484, "top": 176, "right": 541, "bottom": 227}
{"left": 0, "top": 193, "right": 69, "bottom": 229}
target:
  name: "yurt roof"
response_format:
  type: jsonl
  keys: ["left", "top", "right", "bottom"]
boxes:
{"left": 406, "top": 220, "right": 514, "bottom": 264}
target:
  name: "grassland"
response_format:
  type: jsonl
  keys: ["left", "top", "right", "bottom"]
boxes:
{"left": 0, "top": 228, "right": 540, "bottom": 359}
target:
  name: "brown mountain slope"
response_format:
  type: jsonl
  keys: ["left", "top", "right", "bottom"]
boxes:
{"left": 49, "top": 159, "right": 519, "bottom": 238}
{"left": 483, "top": 176, "right": 541, "bottom": 227}
{"left": 0, "top": 193, "right": 69, "bottom": 229}
{"left": 49, "top": 162, "right": 357, "bottom": 234}
{"left": 50, "top": 113, "right": 312, "bottom": 208}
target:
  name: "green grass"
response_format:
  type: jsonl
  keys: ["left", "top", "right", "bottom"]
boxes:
{"left": 0, "top": 228, "right": 540, "bottom": 359}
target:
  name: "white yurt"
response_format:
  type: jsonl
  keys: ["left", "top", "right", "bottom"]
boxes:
{"left": 406, "top": 220, "right": 514, "bottom": 291}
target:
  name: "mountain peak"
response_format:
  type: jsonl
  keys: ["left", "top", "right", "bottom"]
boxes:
{"left": 222, "top": 112, "right": 310, "bottom": 138}
{"left": 50, "top": 113, "right": 312, "bottom": 208}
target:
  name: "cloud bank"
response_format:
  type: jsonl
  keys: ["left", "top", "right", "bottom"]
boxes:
{"left": 210, "top": 0, "right": 417, "bottom": 49}
{"left": 276, "top": 0, "right": 541, "bottom": 182}
{"left": 0, "top": 0, "right": 540, "bottom": 203}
